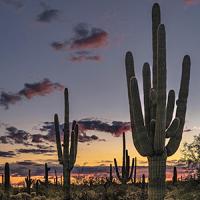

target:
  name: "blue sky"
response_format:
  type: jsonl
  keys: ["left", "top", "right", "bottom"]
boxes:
{"left": 0, "top": 0, "right": 199, "bottom": 167}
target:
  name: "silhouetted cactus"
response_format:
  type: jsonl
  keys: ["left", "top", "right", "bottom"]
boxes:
{"left": 114, "top": 132, "right": 134, "bottom": 184}
{"left": 104, "top": 164, "right": 113, "bottom": 191}
{"left": 1, "top": 174, "right": 3, "bottom": 184}
{"left": 35, "top": 180, "right": 39, "bottom": 196}
{"left": 142, "top": 174, "right": 145, "bottom": 189}
{"left": 125, "top": 3, "right": 191, "bottom": 199}
{"left": 25, "top": 169, "right": 33, "bottom": 194}
{"left": 133, "top": 157, "right": 137, "bottom": 184}
{"left": 4, "top": 162, "right": 10, "bottom": 192}
{"left": 106, "top": 164, "right": 113, "bottom": 183}
{"left": 172, "top": 167, "right": 177, "bottom": 185}
{"left": 44, "top": 163, "right": 50, "bottom": 186}
{"left": 54, "top": 88, "right": 79, "bottom": 200}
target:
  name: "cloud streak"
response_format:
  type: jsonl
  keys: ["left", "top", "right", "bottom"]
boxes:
{"left": 0, "top": 126, "right": 31, "bottom": 146}
{"left": 0, "top": 79, "right": 64, "bottom": 109}
{"left": 0, "top": 151, "right": 16, "bottom": 158}
{"left": 69, "top": 55, "right": 101, "bottom": 62}
{"left": 78, "top": 118, "right": 131, "bottom": 137}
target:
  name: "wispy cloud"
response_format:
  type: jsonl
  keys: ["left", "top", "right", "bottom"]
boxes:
{"left": 78, "top": 118, "right": 131, "bottom": 137}
{"left": 17, "top": 148, "right": 56, "bottom": 154}
{"left": 0, "top": 151, "right": 16, "bottom": 158}
{"left": 69, "top": 55, "right": 101, "bottom": 62}
{"left": 0, "top": 79, "right": 64, "bottom": 109}
{"left": 0, "top": 126, "right": 31, "bottom": 145}
{"left": 36, "top": 9, "right": 60, "bottom": 23}
{"left": 51, "top": 23, "right": 108, "bottom": 51}
{"left": 51, "top": 23, "right": 108, "bottom": 62}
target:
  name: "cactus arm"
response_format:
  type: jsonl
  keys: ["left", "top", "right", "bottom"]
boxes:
{"left": 128, "top": 158, "right": 134, "bottom": 181}
{"left": 69, "top": 121, "right": 76, "bottom": 170}
{"left": 165, "top": 118, "right": 180, "bottom": 138}
{"left": 122, "top": 133, "right": 126, "bottom": 178}
{"left": 63, "top": 88, "right": 70, "bottom": 167}
{"left": 166, "top": 90, "right": 175, "bottom": 128}
{"left": 125, "top": 51, "right": 135, "bottom": 131}
{"left": 54, "top": 114, "right": 63, "bottom": 164}
{"left": 154, "top": 24, "right": 166, "bottom": 154}
{"left": 166, "top": 55, "right": 191, "bottom": 156}
{"left": 114, "top": 158, "right": 122, "bottom": 182}
{"left": 69, "top": 121, "right": 78, "bottom": 169}
{"left": 152, "top": 3, "right": 161, "bottom": 89}
{"left": 69, "top": 121, "right": 77, "bottom": 169}
{"left": 130, "top": 77, "right": 153, "bottom": 156}
{"left": 143, "top": 62, "right": 151, "bottom": 132}
{"left": 125, "top": 150, "right": 130, "bottom": 179}
{"left": 74, "top": 124, "right": 79, "bottom": 163}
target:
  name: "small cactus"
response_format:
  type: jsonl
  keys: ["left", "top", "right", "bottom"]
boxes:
{"left": 44, "top": 163, "right": 50, "bottom": 186}
{"left": 35, "top": 180, "right": 39, "bottom": 196}
{"left": 172, "top": 166, "right": 177, "bottom": 184}
{"left": 114, "top": 132, "right": 134, "bottom": 184}
{"left": 25, "top": 169, "right": 33, "bottom": 194}
{"left": 133, "top": 157, "right": 137, "bottom": 184}
{"left": 106, "top": 164, "right": 113, "bottom": 183}
{"left": 142, "top": 174, "right": 145, "bottom": 189}
{"left": 4, "top": 162, "right": 10, "bottom": 192}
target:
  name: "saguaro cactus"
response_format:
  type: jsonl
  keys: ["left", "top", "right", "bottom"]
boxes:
{"left": 133, "top": 157, "right": 137, "bottom": 184}
{"left": 106, "top": 164, "right": 113, "bottom": 183}
{"left": 25, "top": 169, "right": 33, "bottom": 194}
{"left": 44, "top": 163, "right": 50, "bottom": 186}
{"left": 125, "top": 3, "right": 191, "bottom": 200}
{"left": 35, "top": 180, "right": 39, "bottom": 196}
{"left": 114, "top": 132, "right": 134, "bottom": 184}
{"left": 4, "top": 163, "right": 10, "bottom": 192}
{"left": 172, "top": 167, "right": 177, "bottom": 185}
{"left": 54, "top": 88, "right": 79, "bottom": 200}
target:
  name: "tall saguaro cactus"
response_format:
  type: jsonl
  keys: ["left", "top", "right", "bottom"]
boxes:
{"left": 114, "top": 132, "right": 134, "bottom": 184}
{"left": 54, "top": 88, "right": 79, "bottom": 200}
{"left": 125, "top": 3, "right": 191, "bottom": 200}
{"left": 4, "top": 162, "right": 10, "bottom": 192}
{"left": 25, "top": 169, "right": 33, "bottom": 194}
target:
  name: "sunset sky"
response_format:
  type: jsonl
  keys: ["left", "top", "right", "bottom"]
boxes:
{"left": 0, "top": 0, "right": 200, "bottom": 178}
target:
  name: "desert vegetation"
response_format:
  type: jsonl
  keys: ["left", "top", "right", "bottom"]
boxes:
{"left": 0, "top": 2, "right": 198, "bottom": 200}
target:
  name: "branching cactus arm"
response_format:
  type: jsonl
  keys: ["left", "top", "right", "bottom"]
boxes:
{"left": 166, "top": 55, "right": 191, "bottom": 156}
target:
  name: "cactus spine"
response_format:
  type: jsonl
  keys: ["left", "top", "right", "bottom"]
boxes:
{"left": 25, "top": 169, "right": 33, "bottom": 194}
{"left": 54, "top": 88, "right": 79, "bottom": 200}
{"left": 172, "top": 167, "right": 177, "bottom": 185}
{"left": 125, "top": 3, "right": 191, "bottom": 199}
{"left": 114, "top": 132, "right": 134, "bottom": 184}
{"left": 4, "top": 163, "right": 10, "bottom": 192}
{"left": 44, "top": 163, "right": 50, "bottom": 186}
